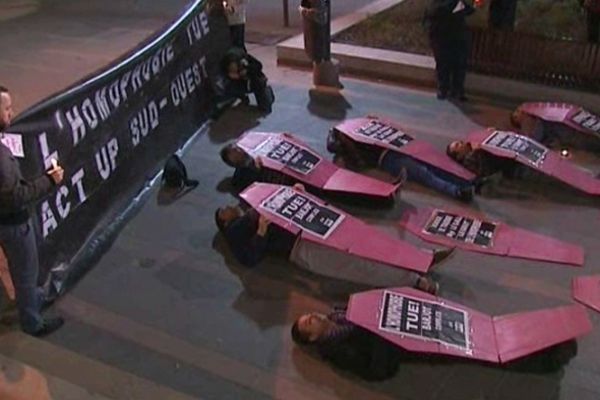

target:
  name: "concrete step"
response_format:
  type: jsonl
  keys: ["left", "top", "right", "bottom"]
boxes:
{"left": 0, "top": 330, "right": 199, "bottom": 400}
{"left": 0, "top": 352, "right": 113, "bottom": 400}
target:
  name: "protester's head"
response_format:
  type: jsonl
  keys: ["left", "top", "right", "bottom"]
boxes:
{"left": 0, "top": 86, "right": 13, "bottom": 132}
{"left": 446, "top": 140, "right": 471, "bottom": 162}
{"left": 222, "top": 48, "right": 249, "bottom": 81}
{"left": 220, "top": 143, "right": 248, "bottom": 167}
{"left": 291, "top": 312, "right": 330, "bottom": 345}
{"left": 510, "top": 107, "right": 524, "bottom": 129}
{"left": 215, "top": 205, "right": 243, "bottom": 231}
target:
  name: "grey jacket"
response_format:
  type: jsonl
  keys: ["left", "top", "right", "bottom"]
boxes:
{"left": 0, "top": 142, "right": 53, "bottom": 223}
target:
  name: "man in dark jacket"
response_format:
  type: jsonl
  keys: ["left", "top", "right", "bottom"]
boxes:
{"left": 425, "top": 0, "right": 475, "bottom": 101}
{"left": 0, "top": 86, "right": 65, "bottom": 336}
{"left": 291, "top": 307, "right": 401, "bottom": 380}
{"left": 446, "top": 139, "right": 519, "bottom": 178}
{"left": 215, "top": 202, "right": 298, "bottom": 267}
{"left": 220, "top": 142, "right": 294, "bottom": 190}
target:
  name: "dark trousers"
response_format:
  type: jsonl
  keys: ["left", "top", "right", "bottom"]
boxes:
{"left": 0, "top": 220, "right": 43, "bottom": 333}
{"left": 229, "top": 24, "right": 246, "bottom": 51}
{"left": 430, "top": 35, "right": 469, "bottom": 96}
{"left": 489, "top": 0, "right": 517, "bottom": 30}
{"left": 380, "top": 152, "right": 472, "bottom": 199}
{"left": 588, "top": 11, "right": 600, "bottom": 43}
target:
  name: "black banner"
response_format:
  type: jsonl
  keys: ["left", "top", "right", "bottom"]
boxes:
{"left": 255, "top": 137, "right": 320, "bottom": 175}
{"left": 424, "top": 210, "right": 497, "bottom": 247}
{"left": 570, "top": 109, "right": 600, "bottom": 137}
{"left": 379, "top": 291, "right": 469, "bottom": 350}
{"left": 358, "top": 121, "right": 414, "bottom": 149}
{"left": 483, "top": 130, "right": 547, "bottom": 166}
{"left": 260, "top": 187, "right": 344, "bottom": 239}
{"left": 10, "top": 0, "right": 230, "bottom": 282}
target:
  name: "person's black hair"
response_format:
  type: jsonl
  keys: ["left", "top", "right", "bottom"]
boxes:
{"left": 290, "top": 319, "right": 311, "bottom": 345}
{"left": 446, "top": 143, "right": 457, "bottom": 159}
{"left": 214, "top": 208, "right": 227, "bottom": 232}
{"left": 220, "top": 144, "right": 237, "bottom": 167}
{"left": 0, "top": 86, "right": 8, "bottom": 94}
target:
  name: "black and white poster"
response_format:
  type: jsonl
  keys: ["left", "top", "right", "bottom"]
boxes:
{"left": 9, "top": 0, "right": 230, "bottom": 282}
{"left": 570, "top": 109, "right": 600, "bottom": 137}
{"left": 379, "top": 291, "right": 470, "bottom": 350}
{"left": 483, "top": 130, "right": 548, "bottom": 166}
{"left": 357, "top": 121, "right": 414, "bottom": 149}
{"left": 424, "top": 210, "right": 497, "bottom": 247}
{"left": 260, "top": 187, "right": 344, "bottom": 239}
{"left": 253, "top": 137, "right": 320, "bottom": 175}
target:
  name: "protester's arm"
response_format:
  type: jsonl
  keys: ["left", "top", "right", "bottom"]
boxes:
{"left": 232, "top": 165, "right": 261, "bottom": 189}
{"left": 224, "top": 214, "right": 270, "bottom": 267}
{"left": 0, "top": 152, "right": 57, "bottom": 209}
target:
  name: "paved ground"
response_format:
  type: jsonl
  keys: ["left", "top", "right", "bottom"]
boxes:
{"left": 1, "top": 1, "right": 599, "bottom": 399}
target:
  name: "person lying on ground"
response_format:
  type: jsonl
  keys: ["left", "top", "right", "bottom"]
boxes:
{"left": 291, "top": 306, "right": 402, "bottom": 381}
{"left": 215, "top": 184, "right": 449, "bottom": 290}
{"left": 327, "top": 128, "right": 476, "bottom": 201}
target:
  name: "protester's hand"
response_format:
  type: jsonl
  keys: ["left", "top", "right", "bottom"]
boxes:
{"left": 293, "top": 183, "right": 305, "bottom": 192}
{"left": 257, "top": 214, "right": 271, "bottom": 236}
{"left": 254, "top": 156, "right": 263, "bottom": 169}
{"left": 47, "top": 160, "right": 64, "bottom": 185}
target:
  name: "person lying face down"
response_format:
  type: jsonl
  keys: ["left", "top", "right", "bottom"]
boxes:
{"left": 446, "top": 139, "right": 519, "bottom": 179}
{"left": 215, "top": 184, "right": 450, "bottom": 288}
{"left": 511, "top": 106, "right": 600, "bottom": 153}
{"left": 220, "top": 142, "right": 293, "bottom": 190}
{"left": 291, "top": 307, "right": 402, "bottom": 380}
{"left": 327, "top": 129, "right": 476, "bottom": 202}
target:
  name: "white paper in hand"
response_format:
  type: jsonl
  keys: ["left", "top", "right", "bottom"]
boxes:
{"left": 453, "top": 0, "right": 466, "bottom": 13}
{"left": 0, "top": 133, "right": 24, "bottom": 158}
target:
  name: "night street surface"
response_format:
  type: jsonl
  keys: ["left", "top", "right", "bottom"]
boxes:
{"left": 0, "top": 1, "right": 599, "bottom": 399}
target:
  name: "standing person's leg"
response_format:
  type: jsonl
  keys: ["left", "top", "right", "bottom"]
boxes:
{"left": 0, "top": 221, "right": 43, "bottom": 334}
{"left": 430, "top": 36, "right": 451, "bottom": 99}
{"left": 588, "top": 11, "right": 600, "bottom": 43}
{"left": 450, "top": 36, "right": 469, "bottom": 101}
{"left": 229, "top": 24, "right": 246, "bottom": 50}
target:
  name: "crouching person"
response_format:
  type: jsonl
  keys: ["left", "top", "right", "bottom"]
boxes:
{"left": 221, "top": 47, "right": 275, "bottom": 113}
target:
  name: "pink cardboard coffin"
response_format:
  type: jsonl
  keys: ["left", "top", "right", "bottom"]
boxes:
{"left": 468, "top": 129, "right": 600, "bottom": 196}
{"left": 334, "top": 117, "right": 476, "bottom": 181}
{"left": 236, "top": 131, "right": 399, "bottom": 199}
{"left": 572, "top": 275, "right": 600, "bottom": 313}
{"left": 240, "top": 183, "right": 433, "bottom": 274}
{"left": 347, "top": 287, "right": 592, "bottom": 364}
{"left": 400, "top": 207, "right": 584, "bottom": 266}
{"left": 520, "top": 102, "right": 600, "bottom": 140}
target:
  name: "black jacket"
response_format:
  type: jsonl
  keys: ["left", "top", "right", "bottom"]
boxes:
{"left": 424, "top": 0, "right": 474, "bottom": 38}
{"left": 0, "top": 143, "right": 53, "bottom": 224}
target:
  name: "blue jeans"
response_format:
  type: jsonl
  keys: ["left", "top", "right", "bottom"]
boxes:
{"left": 380, "top": 152, "right": 471, "bottom": 198}
{"left": 0, "top": 220, "right": 43, "bottom": 333}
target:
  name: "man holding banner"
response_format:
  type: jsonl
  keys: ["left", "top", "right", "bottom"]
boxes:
{"left": 0, "top": 86, "right": 65, "bottom": 337}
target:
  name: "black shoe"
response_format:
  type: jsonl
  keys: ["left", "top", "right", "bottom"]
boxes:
{"left": 32, "top": 317, "right": 64, "bottom": 337}
{"left": 456, "top": 186, "right": 474, "bottom": 202}
{"left": 436, "top": 90, "right": 447, "bottom": 100}
{"left": 394, "top": 167, "right": 408, "bottom": 185}
{"left": 450, "top": 89, "right": 468, "bottom": 102}
{"left": 431, "top": 247, "right": 455, "bottom": 265}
